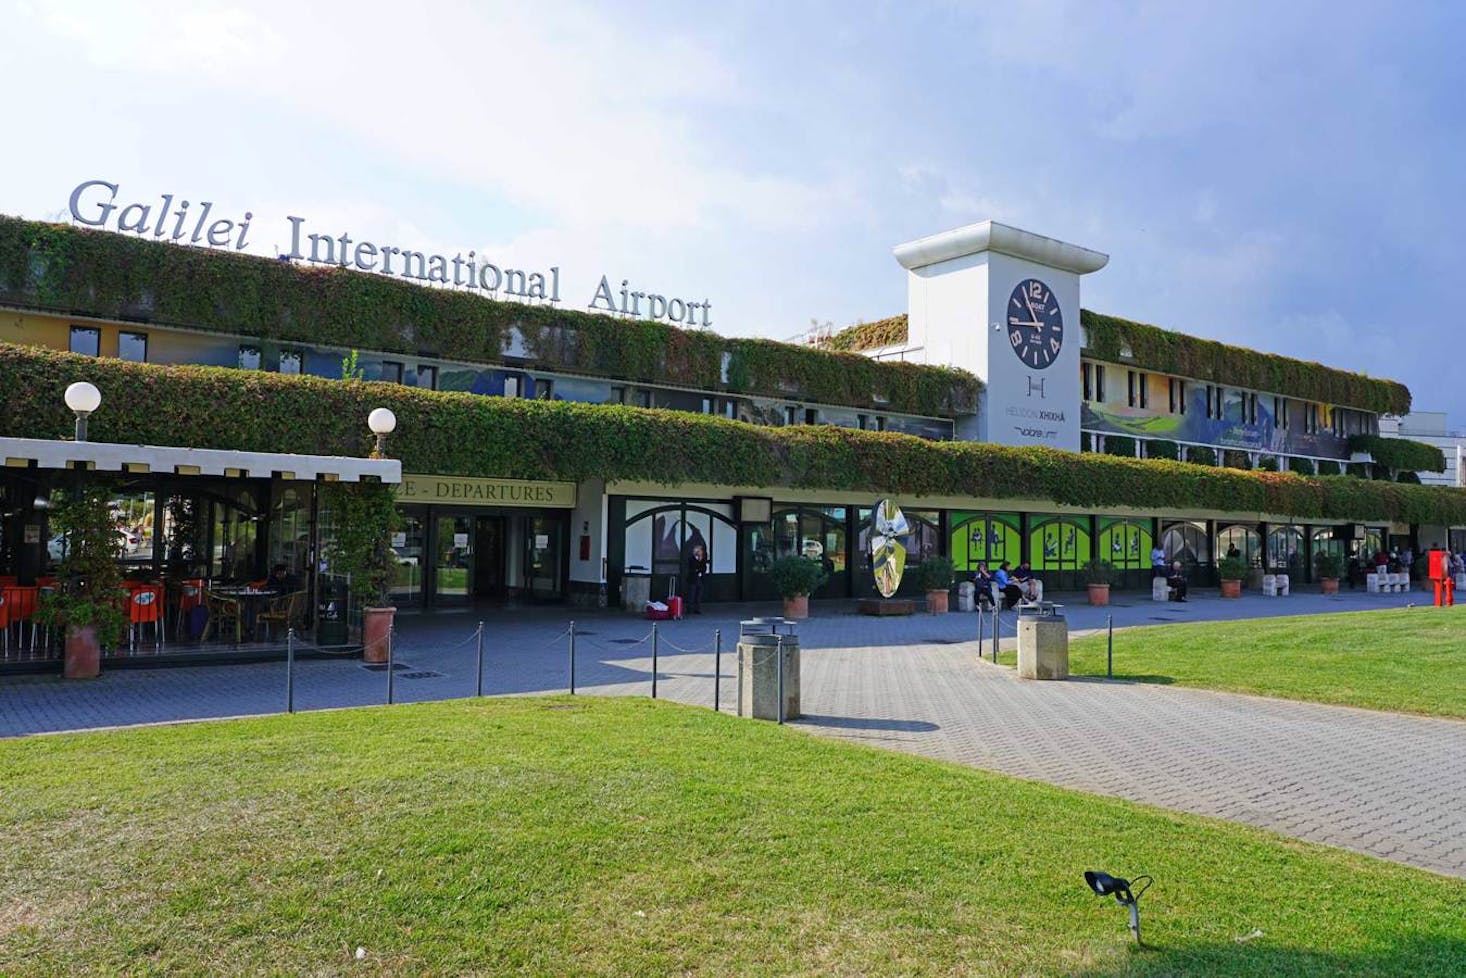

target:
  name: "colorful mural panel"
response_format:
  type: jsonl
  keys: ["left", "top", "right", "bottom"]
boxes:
{"left": 950, "top": 512, "right": 1020, "bottom": 571}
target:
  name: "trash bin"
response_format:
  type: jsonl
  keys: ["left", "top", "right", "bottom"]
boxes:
{"left": 957, "top": 581, "right": 976, "bottom": 612}
{"left": 737, "top": 629, "right": 800, "bottom": 721}
{"left": 1016, "top": 606, "right": 1068, "bottom": 680}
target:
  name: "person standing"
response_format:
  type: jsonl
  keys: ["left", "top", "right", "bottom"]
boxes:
{"left": 686, "top": 544, "right": 708, "bottom": 614}
{"left": 1150, "top": 544, "right": 1167, "bottom": 578}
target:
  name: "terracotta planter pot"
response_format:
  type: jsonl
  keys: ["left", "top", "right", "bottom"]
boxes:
{"left": 925, "top": 589, "right": 949, "bottom": 614}
{"left": 1220, "top": 579, "right": 1242, "bottom": 599}
{"left": 782, "top": 594, "right": 809, "bottom": 620}
{"left": 362, "top": 606, "right": 396, "bottom": 663}
{"left": 64, "top": 625, "right": 100, "bottom": 680}
{"left": 1087, "top": 583, "right": 1111, "bottom": 606}
{"left": 1320, "top": 577, "right": 1340, "bottom": 595}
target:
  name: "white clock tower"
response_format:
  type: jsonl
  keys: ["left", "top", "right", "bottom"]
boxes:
{"left": 892, "top": 221, "right": 1108, "bottom": 451}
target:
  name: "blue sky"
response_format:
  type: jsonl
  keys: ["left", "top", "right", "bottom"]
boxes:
{"left": 4, "top": 1, "right": 1464, "bottom": 423}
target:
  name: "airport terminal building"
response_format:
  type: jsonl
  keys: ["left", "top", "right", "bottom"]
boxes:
{"left": 1, "top": 204, "right": 1461, "bottom": 653}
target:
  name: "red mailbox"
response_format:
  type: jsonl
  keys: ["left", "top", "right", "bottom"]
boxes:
{"left": 1428, "top": 548, "right": 1449, "bottom": 582}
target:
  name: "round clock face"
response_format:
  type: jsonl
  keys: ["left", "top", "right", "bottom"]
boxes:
{"left": 1006, "top": 278, "right": 1063, "bottom": 370}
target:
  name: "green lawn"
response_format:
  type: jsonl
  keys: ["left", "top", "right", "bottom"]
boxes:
{"left": 998, "top": 605, "right": 1466, "bottom": 718}
{"left": 1, "top": 699, "right": 1462, "bottom": 976}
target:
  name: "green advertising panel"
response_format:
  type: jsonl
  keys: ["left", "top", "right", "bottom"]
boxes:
{"left": 1097, "top": 517, "right": 1153, "bottom": 569}
{"left": 950, "top": 512, "right": 1020, "bottom": 571}
{"left": 1028, "top": 516, "right": 1091, "bottom": 572}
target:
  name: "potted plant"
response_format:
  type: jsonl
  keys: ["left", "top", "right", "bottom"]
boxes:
{"left": 1217, "top": 554, "right": 1248, "bottom": 598}
{"left": 36, "top": 486, "right": 126, "bottom": 679}
{"left": 767, "top": 555, "right": 827, "bottom": 620}
{"left": 323, "top": 483, "right": 402, "bottom": 662}
{"left": 1084, "top": 558, "right": 1115, "bottom": 606}
{"left": 911, "top": 556, "right": 955, "bottom": 613}
{"left": 1314, "top": 552, "right": 1345, "bottom": 595}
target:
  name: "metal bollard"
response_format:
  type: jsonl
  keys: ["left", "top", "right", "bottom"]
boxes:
{"left": 977, "top": 603, "right": 985, "bottom": 652}
{"left": 651, "top": 622, "right": 659, "bottom": 699}
{"left": 714, "top": 628, "right": 722, "bottom": 712}
{"left": 776, "top": 634, "right": 786, "bottom": 725}
{"left": 1107, "top": 614, "right": 1114, "bottom": 678}
{"left": 387, "top": 624, "right": 396, "bottom": 705}
{"left": 475, "top": 621, "right": 485, "bottom": 697}
{"left": 285, "top": 627, "right": 295, "bottom": 714}
{"left": 737, "top": 648, "right": 744, "bottom": 717}
{"left": 569, "top": 620, "right": 577, "bottom": 695}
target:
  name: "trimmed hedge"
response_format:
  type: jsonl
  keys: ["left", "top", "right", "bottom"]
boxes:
{"left": 1347, "top": 435, "right": 1446, "bottom": 474}
{"left": 1187, "top": 446, "right": 1218, "bottom": 466}
{"left": 1103, "top": 435, "right": 1137, "bottom": 458}
{"left": 5, "top": 343, "right": 1466, "bottom": 525}
{"left": 823, "top": 315, "right": 909, "bottom": 352}
{"left": 1081, "top": 310, "right": 1411, "bottom": 415}
{"left": 1144, "top": 440, "right": 1179, "bottom": 461}
{"left": 0, "top": 216, "right": 979, "bottom": 419}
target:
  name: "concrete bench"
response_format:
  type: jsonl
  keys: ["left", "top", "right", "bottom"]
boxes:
{"left": 1262, "top": 574, "right": 1290, "bottom": 597}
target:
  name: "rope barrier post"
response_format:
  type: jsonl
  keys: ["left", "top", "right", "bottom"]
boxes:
{"left": 475, "top": 620, "right": 485, "bottom": 697}
{"left": 991, "top": 605, "right": 999, "bottom": 663}
{"left": 387, "top": 624, "right": 396, "bottom": 705}
{"left": 776, "top": 634, "right": 786, "bottom": 725}
{"left": 713, "top": 628, "right": 722, "bottom": 712}
{"left": 977, "top": 601, "right": 984, "bottom": 652}
{"left": 1107, "top": 613, "right": 1114, "bottom": 679}
{"left": 569, "top": 620, "right": 577, "bottom": 695}
{"left": 651, "top": 622, "right": 659, "bottom": 699}
{"left": 737, "top": 639, "right": 744, "bottom": 717}
{"left": 285, "top": 627, "right": 295, "bottom": 714}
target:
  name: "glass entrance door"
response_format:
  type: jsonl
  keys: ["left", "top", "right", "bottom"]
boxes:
{"left": 524, "top": 516, "right": 565, "bottom": 601}
{"left": 433, "top": 513, "right": 473, "bottom": 605}
{"left": 474, "top": 516, "right": 505, "bottom": 599}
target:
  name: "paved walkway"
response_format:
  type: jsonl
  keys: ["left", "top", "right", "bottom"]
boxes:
{"left": 2, "top": 589, "right": 1462, "bottom": 878}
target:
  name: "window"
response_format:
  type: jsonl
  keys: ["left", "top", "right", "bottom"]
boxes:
{"left": 1139, "top": 373, "right": 1149, "bottom": 409}
{"left": 1094, "top": 365, "right": 1106, "bottom": 403}
{"left": 504, "top": 376, "right": 521, "bottom": 398}
{"left": 858, "top": 414, "right": 868, "bottom": 430}
{"left": 805, "top": 407, "right": 819, "bottom": 425}
{"left": 69, "top": 326, "right": 100, "bottom": 357}
{"left": 380, "top": 361, "right": 404, "bottom": 384}
{"left": 238, "top": 345, "right": 261, "bottom": 370}
{"left": 534, "top": 379, "right": 553, "bottom": 400}
{"left": 118, "top": 331, "right": 147, "bottom": 363}
{"left": 278, "top": 349, "right": 302, "bottom": 374}
{"left": 1248, "top": 393, "right": 1258, "bottom": 425}
{"left": 784, "top": 406, "right": 798, "bottom": 426}
{"left": 635, "top": 389, "right": 652, "bottom": 409}
{"left": 416, "top": 365, "right": 437, "bottom": 390}
{"left": 1127, "top": 371, "right": 1137, "bottom": 408}
{"left": 723, "top": 400, "right": 735, "bottom": 419}
{"left": 701, "top": 397, "right": 715, "bottom": 414}
{"left": 1274, "top": 397, "right": 1288, "bottom": 429}
{"left": 1169, "top": 378, "right": 1187, "bottom": 414}
{"left": 1082, "top": 363, "right": 1093, "bottom": 401}
{"left": 876, "top": 416, "right": 887, "bottom": 432}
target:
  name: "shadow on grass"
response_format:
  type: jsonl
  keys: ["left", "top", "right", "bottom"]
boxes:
{"left": 795, "top": 714, "right": 940, "bottom": 733}
{"left": 1069, "top": 673, "right": 1179, "bottom": 686}
{"left": 1076, "top": 935, "right": 1466, "bottom": 977}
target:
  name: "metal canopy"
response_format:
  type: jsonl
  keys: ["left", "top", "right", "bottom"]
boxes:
{"left": 0, "top": 435, "right": 401, "bottom": 483}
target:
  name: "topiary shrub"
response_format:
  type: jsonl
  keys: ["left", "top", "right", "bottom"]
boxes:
{"left": 766, "top": 556, "right": 828, "bottom": 598}
{"left": 1288, "top": 457, "right": 1315, "bottom": 476}
{"left": 1316, "top": 460, "right": 1341, "bottom": 476}
{"left": 910, "top": 556, "right": 956, "bottom": 592}
{"left": 1217, "top": 555, "right": 1249, "bottom": 581}
{"left": 1187, "top": 446, "right": 1218, "bottom": 466}
{"left": 1223, "top": 450, "right": 1253, "bottom": 470}
{"left": 1145, "top": 440, "right": 1179, "bottom": 461}
{"left": 1397, "top": 470, "right": 1422, "bottom": 484}
{"left": 1104, "top": 435, "right": 1137, "bottom": 458}
{"left": 1257, "top": 456, "right": 1279, "bottom": 472}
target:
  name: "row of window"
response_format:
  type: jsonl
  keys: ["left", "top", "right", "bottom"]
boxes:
{"left": 70, "top": 326, "right": 147, "bottom": 362}
{"left": 1082, "top": 358, "right": 1367, "bottom": 436}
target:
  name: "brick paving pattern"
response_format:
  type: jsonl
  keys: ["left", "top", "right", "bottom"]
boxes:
{"left": 1, "top": 588, "right": 1462, "bottom": 878}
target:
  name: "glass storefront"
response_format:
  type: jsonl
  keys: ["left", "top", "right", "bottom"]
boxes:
{"left": 387, "top": 506, "right": 571, "bottom": 609}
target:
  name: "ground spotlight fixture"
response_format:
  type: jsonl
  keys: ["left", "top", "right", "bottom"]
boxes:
{"left": 1084, "top": 870, "right": 1152, "bottom": 945}
{"left": 64, "top": 381, "right": 102, "bottom": 442}
{"left": 367, "top": 407, "right": 397, "bottom": 457}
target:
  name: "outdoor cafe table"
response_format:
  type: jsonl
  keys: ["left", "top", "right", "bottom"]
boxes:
{"left": 210, "top": 587, "right": 280, "bottom": 641}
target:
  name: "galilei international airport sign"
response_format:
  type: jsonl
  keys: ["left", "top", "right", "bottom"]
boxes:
{"left": 64, "top": 179, "right": 713, "bottom": 328}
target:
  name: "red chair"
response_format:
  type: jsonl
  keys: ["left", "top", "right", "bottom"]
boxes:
{"left": 176, "top": 579, "right": 206, "bottom": 640}
{"left": 127, "top": 585, "right": 164, "bottom": 652}
{"left": 0, "top": 585, "right": 39, "bottom": 653}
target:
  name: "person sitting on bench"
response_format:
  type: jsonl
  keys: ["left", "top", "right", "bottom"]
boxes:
{"left": 1012, "top": 561, "right": 1041, "bottom": 603}
{"left": 971, "top": 562, "right": 996, "bottom": 609}
{"left": 993, "top": 561, "right": 1023, "bottom": 610}
{"left": 1167, "top": 561, "right": 1189, "bottom": 602}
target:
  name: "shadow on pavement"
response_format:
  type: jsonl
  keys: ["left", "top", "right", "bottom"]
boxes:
{"left": 796, "top": 714, "right": 940, "bottom": 733}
